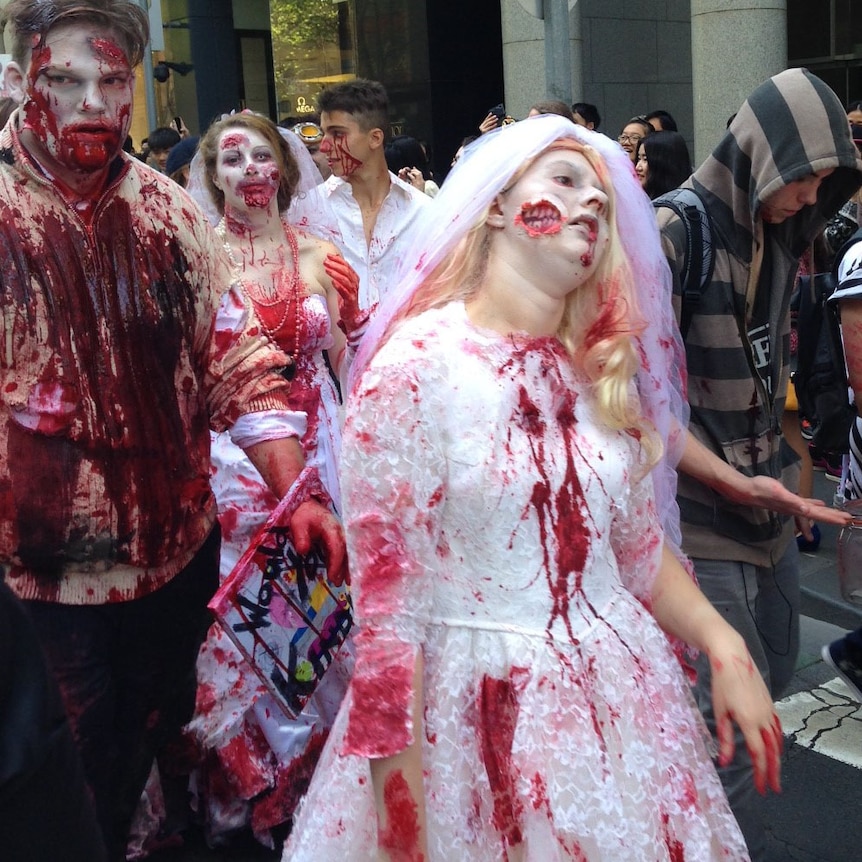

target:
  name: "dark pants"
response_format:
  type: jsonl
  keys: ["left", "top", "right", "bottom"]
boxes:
{"left": 25, "top": 529, "right": 220, "bottom": 861}
{"left": 691, "top": 542, "right": 800, "bottom": 862}
{"left": 0, "top": 580, "right": 107, "bottom": 862}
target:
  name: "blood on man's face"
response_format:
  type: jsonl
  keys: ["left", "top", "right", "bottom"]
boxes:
{"left": 21, "top": 23, "right": 134, "bottom": 178}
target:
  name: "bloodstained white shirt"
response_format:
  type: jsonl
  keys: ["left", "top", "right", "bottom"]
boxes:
{"left": 293, "top": 171, "right": 428, "bottom": 311}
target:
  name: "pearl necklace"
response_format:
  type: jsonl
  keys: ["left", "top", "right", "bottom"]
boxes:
{"left": 217, "top": 218, "right": 302, "bottom": 381}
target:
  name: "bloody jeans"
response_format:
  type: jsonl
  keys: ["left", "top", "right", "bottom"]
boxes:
{"left": 24, "top": 527, "right": 220, "bottom": 861}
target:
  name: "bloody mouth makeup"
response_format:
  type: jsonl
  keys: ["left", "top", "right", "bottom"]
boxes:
{"left": 514, "top": 196, "right": 568, "bottom": 237}
{"left": 217, "top": 130, "right": 281, "bottom": 211}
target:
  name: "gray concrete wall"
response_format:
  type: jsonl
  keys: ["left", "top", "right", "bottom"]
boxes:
{"left": 500, "top": 1, "right": 694, "bottom": 149}
{"left": 498, "top": 0, "right": 789, "bottom": 171}
{"left": 691, "top": 0, "right": 787, "bottom": 165}
{"left": 500, "top": 0, "right": 581, "bottom": 121}
{"left": 580, "top": 0, "right": 693, "bottom": 144}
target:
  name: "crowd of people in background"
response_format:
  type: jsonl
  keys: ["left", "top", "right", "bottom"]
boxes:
{"left": 5, "top": 2, "right": 862, "bottom": 862}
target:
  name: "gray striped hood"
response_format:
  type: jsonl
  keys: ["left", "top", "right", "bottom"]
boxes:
{"left": 661, "top": 68, "right": 862, "bottom": 565}
{"left": 691, "top": 67, "right": 862, "bottom": 263}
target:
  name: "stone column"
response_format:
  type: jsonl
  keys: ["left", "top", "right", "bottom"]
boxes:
{"left": 500, "top": 0, "right": 582, "bottom": 120}
{"left": 691, "top": 0, "right": 787, "bottom": 165}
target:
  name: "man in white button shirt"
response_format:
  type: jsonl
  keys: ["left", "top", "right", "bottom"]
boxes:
{"left": 297, "top": 79, "right": 427, "bottom": 315}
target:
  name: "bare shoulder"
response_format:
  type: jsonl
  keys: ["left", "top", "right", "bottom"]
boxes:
{"left": 292, "top": 225, "right": 340, "bottom": 261}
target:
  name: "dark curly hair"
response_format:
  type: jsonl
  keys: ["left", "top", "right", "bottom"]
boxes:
{"left": 199, "top": 112, "right": 300, "bottom": 215}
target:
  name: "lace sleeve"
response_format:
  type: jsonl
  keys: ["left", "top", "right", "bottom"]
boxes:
{"left": 609, "top": 456, "right": 663, "bottom": 606}
{"left": 338, "top": 353, "right": 447, "bottom": 758}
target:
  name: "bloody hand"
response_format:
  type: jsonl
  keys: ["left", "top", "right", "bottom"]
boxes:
{"left": 290, "top": 499, "right": 348, "bottom": 586}
{"left": 324, "top": 254, "right": 371, "bottom": 345}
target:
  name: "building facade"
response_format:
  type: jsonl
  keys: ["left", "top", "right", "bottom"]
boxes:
{"left": 0, "top": 1, "right": 859, "bottom": 174}
{"left": 139, "top": 0, "right": 504, "bottom": 178}
{"left": 504, "top": 0, "right": 862, "bottom": 164}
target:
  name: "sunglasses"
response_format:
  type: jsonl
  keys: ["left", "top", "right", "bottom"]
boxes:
{"left": 293, "top": 122, "right": 323, "bottom": 144}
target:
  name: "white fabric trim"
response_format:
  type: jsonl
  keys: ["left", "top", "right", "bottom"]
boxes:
{"left": 229, "top": 409, "right": 307, "bottom": 449}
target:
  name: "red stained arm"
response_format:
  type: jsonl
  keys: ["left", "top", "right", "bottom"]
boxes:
{"left": 244, "top": 438, "right": 346, "bottom": 584}
{"left": 651, "top": 544, "right": 782, "bottom": 796}
{"left": 369, "top": 654, "right": 428, "bottom": 862}
{"left": 339, "top": 357, "right": 446, "bottom": 756}
{"left": 678, "top": 428, "right": 851, "bottom": 528}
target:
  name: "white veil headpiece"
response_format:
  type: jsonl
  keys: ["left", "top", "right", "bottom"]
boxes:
{"left": 185, "top": 113, "right": 327, "bottom": 228}
{"left": 352, "top": 114, "right": 690, "bottom": 560}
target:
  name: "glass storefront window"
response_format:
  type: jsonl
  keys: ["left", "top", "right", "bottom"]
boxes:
{"left": 788, "top": 0, "right": 862, "bottom": 106}
{"left": 269, "top": 0, "right": 356, "bottom": 123}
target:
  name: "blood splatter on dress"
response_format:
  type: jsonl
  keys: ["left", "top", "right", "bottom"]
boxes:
{"left": 283, "top": 301, "right": 749, "bottom": 861}
{"left": 188, "top": 282, "right": 350, "bottom": 842}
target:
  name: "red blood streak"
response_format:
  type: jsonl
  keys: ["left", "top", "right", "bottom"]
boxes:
{"left": 3, "top": 189, "right": 214, "bottom": 576}
{"left": 583, "top": 275, "right": 625, "bottom": 352}
{"left": 478, "top": 668, "right": 528, "bottom": 848}
{"left": 330, "top": 136, "right": 362, "bottom": 177}
{"left": 220, "top": 133, "right": 249, "bottom": 150}
{"left": 517, "top": 382, "right": 591, "bottom": 643}
{"left": 378, "top": 769, "right": 425, "bottom": 862}
{"left": 90, "top": 37, "right": 127, "bottom": 64}
{"left": 662, "top": 813, "right": 686, "bottom": 862}
{"left": 252, "top": 730, "right": 328, "bottom": 829}
{"left": 216, "top": 727, "right": 271, "bottom": 799}
{"left": 579, "top": 224, "right": 598, "bottom": 267}
{"left": 529, "top": 771, "right": 549, "bottom": 811}
{"left": 343, "top": 630, "right": 414, "bottom": 756}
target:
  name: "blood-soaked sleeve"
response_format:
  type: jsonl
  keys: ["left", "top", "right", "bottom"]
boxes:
{"left": 338, "top": 357, "right": 446, "bottom": 759}
{"left": 197, "top": 237, "right": 294, "bottom": 432}
{"left": 609, "top": 460, "right": 664, "bottom": 606}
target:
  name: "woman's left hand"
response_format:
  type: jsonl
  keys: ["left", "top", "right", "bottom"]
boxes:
{"left": 324, "top": 253, "right": 372, "bottom": 344}
{"left": 709, "top": 631, "right": 783, "bottom": 795}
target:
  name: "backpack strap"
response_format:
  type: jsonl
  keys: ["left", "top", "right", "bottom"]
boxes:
{"left": 653, "top": 188, "right": 715, "bottom": 339}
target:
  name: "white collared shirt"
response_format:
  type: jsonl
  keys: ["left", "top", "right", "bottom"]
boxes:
{"left": 295, "top": 171, "right": 428, "bottom": 311}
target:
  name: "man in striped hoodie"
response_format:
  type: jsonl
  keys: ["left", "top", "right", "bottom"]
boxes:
{"left": 658, "top": 68, "right": 862, "bottom": 860}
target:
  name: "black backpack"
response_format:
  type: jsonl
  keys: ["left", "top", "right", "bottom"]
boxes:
{"left": 653, "top": 188, "right": 715, "bottom": 339}
{"left": 793, "top": 228, "right": 861, "bottom": 453}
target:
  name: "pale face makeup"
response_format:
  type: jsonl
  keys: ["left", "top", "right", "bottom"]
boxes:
{"left": 18, "top": 23, "right": 134, "bottom": 183}
{"left": 214, "top": 127, "right": 281, "bottom": 214}
{"left": 497, "top": 148, "right": 610, "bottom": 283}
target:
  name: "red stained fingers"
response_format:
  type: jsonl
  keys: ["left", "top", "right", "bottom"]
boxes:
{"left": 745, "top": 713, "right": 783, "bottom": 796}
{"left": 715, "top": 710, "right": 735, "bottom": 768}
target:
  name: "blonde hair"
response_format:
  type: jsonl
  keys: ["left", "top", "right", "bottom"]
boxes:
{"left": 378, "top": 140, "right": 661, "bottom": 464}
